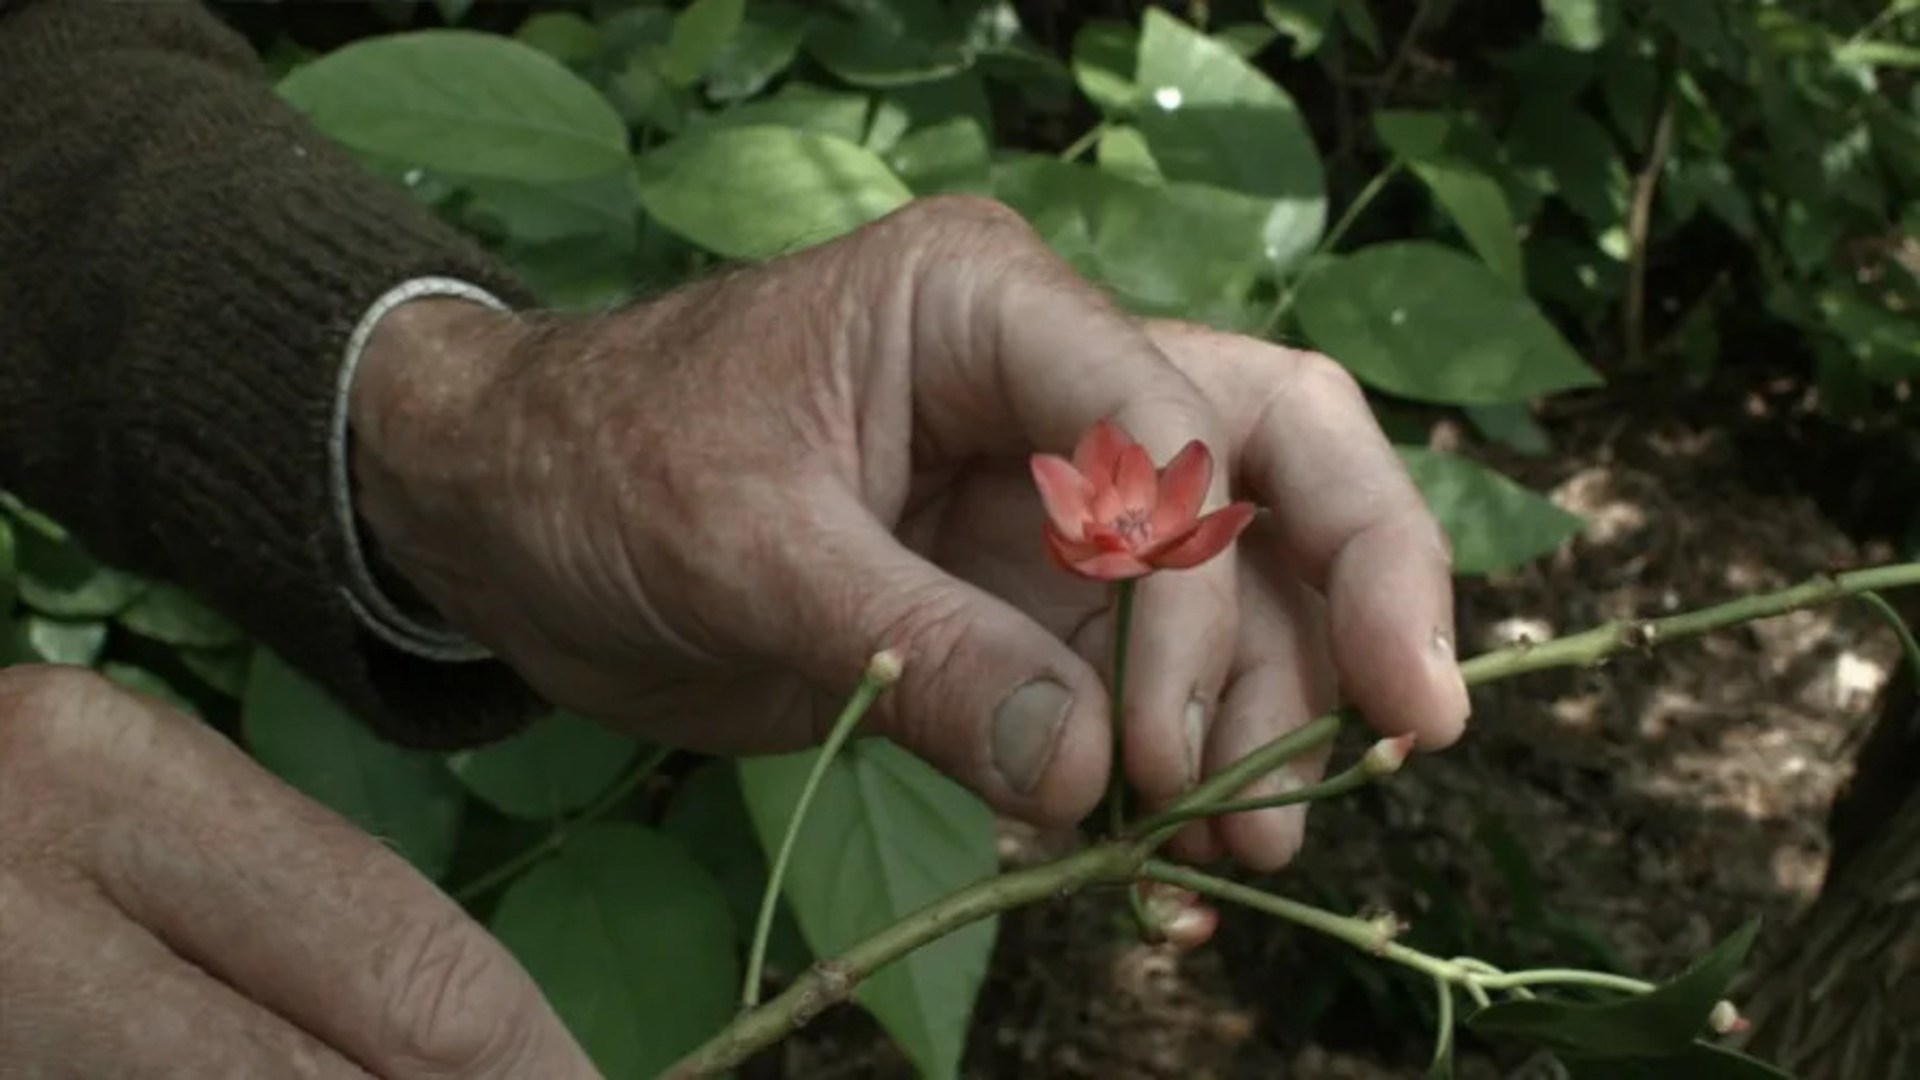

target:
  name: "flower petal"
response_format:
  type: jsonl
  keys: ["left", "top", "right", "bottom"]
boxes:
{"left": 1147, "top": 502, "right": 1257, "bottom": 570}
{"left": 1029, "top": 454, "right": 1094, "bottom": 541}
{"left": 1045, "top": 524, "right": 1152, "bottom": 581}
{"left": 1149, "top": 440, "right": 1212, "bottom": 540}
{"left": 1072, "top": 419, "right": 1134, "bottom": 486}
{"left": 1114, "top": 443, "right": 1158, "bottom": 516}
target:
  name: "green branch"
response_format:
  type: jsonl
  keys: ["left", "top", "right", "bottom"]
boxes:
{"left": 661, "top": 562, "right": 1920, "bottom": 1076}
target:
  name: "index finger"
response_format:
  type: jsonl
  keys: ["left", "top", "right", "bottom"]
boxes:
{"left": 1151, "top": 327, "right": 1471, "bottom": 748}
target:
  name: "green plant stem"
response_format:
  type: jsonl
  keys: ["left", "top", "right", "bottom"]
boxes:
{"left": 1134, "top": 754, "right": 1375, "bottom": 839}
{"left": 1058, "top": 122, "right": 1107, "bottom": 162}
{"left": 450, "top": 743, "right": 673, "bottom": 905}
{"left": 666, "top": 840, "right": 1152, "bottom": 1078}
{"left": 1430, "top": 976, "right": 1456, "bottom": 1073}
{"left": 1108, "top": 579, "right": 1138, "bottom": 837}
{"left": 1261, "top": 160, "right": 1405, "bottom": 335}
{"left": 741, "top": 659, "right": 898, "bottom": 1009}
{"left": 1858, "top": 590, "right": 1920, "bottom": 676}
{"left": 665, "top": 562, "right": 1920, "bottom": 1075}
{"left": 1467, "top": 969, "right": 1655, "bottom": 995}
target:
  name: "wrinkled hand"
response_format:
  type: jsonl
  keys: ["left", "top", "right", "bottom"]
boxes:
{"left": 0, "top": 666, "right": 598, "bottom": 1078}
{"left": 354, "top": 196, "right": 1469, "bottom": 868}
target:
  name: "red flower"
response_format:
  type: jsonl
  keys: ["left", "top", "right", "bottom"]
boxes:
{"left": 1030, "top": 420, "right": 1256, "bottom": 581}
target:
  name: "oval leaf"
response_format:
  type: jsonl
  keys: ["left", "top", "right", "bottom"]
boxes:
{"left": 739, "top": 740, "right": 998, "bottom": 1080}
{"left": 13, "top": 616, "right": 108, "bottom": 666}
{"left": 278, "top": 30, "right": 629, "bottom": 184}
{"left": 243, "top": 652, "right": 465, "bottom": 881}
{"left": 1376, "top": 110, "right": 1525, "bottom": 286}
{"left": 664, "top": 0, "right": 745, "bottom": 86}
{"left": 1398, "top": 448, "right": 1583, "bottom": 575}
{"left": 489, "top": 823, "right": 736, "bottom": 1079}
{"left": 805, "top": 0, "right": 971, "bottom": 87}
{"left": 1132, "top": 8, "right": 1327, "bottom": 272}
{"left": 636, "top": 125, "right": 912, "bottom": 260}
{"left": 117, "top": 583, "right": 242, "bottom": 649}
{"left": 1468, "top": 920, "right": 1761, "bottom": 1058}
{"left": 13, "top": 527, "right": 147, "bottom": 619}
{"left": 446, "top": 711, "right": 642, "bottom": 820}
{"left": 1298, "top": 242, "right": 1603, "bottom": 404}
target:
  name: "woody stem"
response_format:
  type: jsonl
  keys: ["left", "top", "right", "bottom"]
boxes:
{"left": 1107, "top": 578, "right": 1137, "bottom": 837}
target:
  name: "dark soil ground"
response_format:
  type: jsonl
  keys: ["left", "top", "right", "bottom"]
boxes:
{"left": 767, "top": 389, "right": 1905, "bottom": 1079}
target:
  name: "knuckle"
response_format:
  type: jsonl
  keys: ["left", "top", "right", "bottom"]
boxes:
{"left": 0, "top": 665, "right": 145, "bottom": 782}
{"left": 1287, "top": 350, "right": 1365, "bottom": 406}
{"left": 381, "top": 911, "right": 541, "bottom": 1075}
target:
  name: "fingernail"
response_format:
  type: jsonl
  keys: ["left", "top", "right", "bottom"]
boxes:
{"left": 1429, "top": 626, "right": 1472, "bottom": 738}
{"left": 993, "top": 679, "right": 1073, "bottom": 795}
{"left": 1184, "top": 698, "right": 1208, "bottom": 785}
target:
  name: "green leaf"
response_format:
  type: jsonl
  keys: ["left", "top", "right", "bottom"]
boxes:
{"left": 1264, "top": 0, "right": 1335, "bottom": 56}
{"left": 1468, "top": 920, "right": 1761, "bottom": 1058}
{"left": 179, "top": 646, "right": 253, "bottom": 699}
{"left": 1541, "top": 0, "right": 1616, "bottom": 52}
{"left": 739, "top": 739, "right": 997, "bottom": 1080}
{"left": 1096, "top": 124, "right": 1163, "bottom": 183}
{"left": 1466, "top": 403, "right": 1553, "bottom": 457}
{"left": 0, "top": 515, "right": 13, "bottom": 613}
{"left": 689, "top": 84, "right": 872, "bottom": 143}
{"left": 1398, "top": 448, "right": 1583, "bottom": 575}
{"left": 993, "top": 156, "right": 1269, "bottom": 322}
{"left": 635, "top": 126, "right": 912, "bottom": 260}
{"left": 14, "top": 616, "right": 108, "bottom": 666}
{"left": 1295, "top": 242, "right": 1602, "bottom": 404}
{"left": 806, "top": 0, "right": 971, "bottom": 88}
{"left": 490, "top": 823, "right": 736, "bottom": 1079}
{"left": 501, "top": 233, "right": 641, "bottom": 311}
{"left": 446, "top": 712, "right": 641, "bottom": 820}
{"left": 278, "top": 31, "right": 629, "bottom": 184}
{"left": 1376, "top": 110, "right": 1525, "bottom": 286}
{"left": 664, "top": 0, "right": 745, "bottom": 86}
{"left": 1072, "top": 20, "right": 1138, "bottom": 115}
{"left": 1337, "top": 0, "right": 1382, "bottom": 56}
{"left": 706, "top": 1, "right": 812, "bottom": 101}
{"left": 660, "top": 760, "right": 812, "bottom": 976}
{"left": 1507, "top": 101, "right": 1628, "bottom": 231}
{"left": 243, "top": 652, "right": 465, "bottom": 881}
{"left": 13, "top": 528, "right": 147, "bottom": 619}
{"left": 102, "top": 662, "right": 199, "bottom": 717}
{"left": 514, "top": 12, "right": 602, "bottom": 69}
{"left": 117, "top": 583, "right": 242, "bottom": 649}
{"left": 888, "top": 117, "right": 992, "bottom": 195}
{"left": 1561, "top": 1041, "right": 1792, "bottom": 1078}
{"left": 1133, "top": 9, "right": 1326, "bottom": 273}
{"left": 462, "top": 167, "right": 641, "bottom": 245}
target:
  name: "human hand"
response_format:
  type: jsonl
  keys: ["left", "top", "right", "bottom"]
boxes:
{"left": 351, "top": 196, "right": 1468, "bottom": 867}
{"left": 0, "top": 665, "right": 598, "bottom": 1078}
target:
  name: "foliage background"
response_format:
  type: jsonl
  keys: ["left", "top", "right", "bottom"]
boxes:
{"left": 3, "top": 0, "right": 1917, "bottom": 1076}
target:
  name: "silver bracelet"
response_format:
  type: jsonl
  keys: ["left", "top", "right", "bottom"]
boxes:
{"left": 330, "top": 276, "right": 508, "bottom": 663}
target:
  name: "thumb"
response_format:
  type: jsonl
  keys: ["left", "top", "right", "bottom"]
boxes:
{"left": 766, "top": 492, "right": 1110, "bottom": 827}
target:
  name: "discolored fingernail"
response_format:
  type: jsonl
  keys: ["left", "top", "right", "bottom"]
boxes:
{"left": 993, "top": 679, "right": 1073, "bottom": 795}
{"left": 1184, "top": 698, "right": 1208, "bottom": 785}
{"left": 1428, "top": 625, "right": 1472, "bottom": 741}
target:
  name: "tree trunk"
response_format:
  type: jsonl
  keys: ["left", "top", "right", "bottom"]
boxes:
{"left": 1740, "top": 665, "right": 1920, "bottom": 1078}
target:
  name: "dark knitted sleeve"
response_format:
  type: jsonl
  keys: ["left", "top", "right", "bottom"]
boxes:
{"left": 0, "top": 0, "right": 544, "bottom": 748}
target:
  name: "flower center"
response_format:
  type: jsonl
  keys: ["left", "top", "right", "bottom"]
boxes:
{"left": 1110, "top": 508, "right": 1152, "bottom": 546}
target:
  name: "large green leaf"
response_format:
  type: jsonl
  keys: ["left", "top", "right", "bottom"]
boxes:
{"left": 1132, "top": 8, "right": 1326, "bottom": 273}
{"left": 805, "top": 0, "right": 971, "bottom": 87}
{"left": 663, "top": 0, "right": 745, "bottom": 86}
{"left": 489, "top": 823, "right": 736, "bottom": 1079}
{"left": 706, "top": 0, "right": 812, "bottom": 101}
{"left": 278, "top": 31, "right": 629, "bottom": 184}
{"left": 1376, "top": 110, "right": 1525, "bottom": 286}
{"left": 243, "top": 652, "right": 465, "bottom": 881}
{"left": 992, "top": 156, "right": 1269, "bottom": 324}
{"left": 462, "top": 167, "right": 641, "bottom": 246}
{"left": 636, "top": 125, "right": 912, "bottom": 260}
{"left": 1507, "top": 101, "right": 1628, "bottom": 234}
{"left": 739, "top": 739, "right": 998, "bottom": 1080}
{"left": 1469, "top": 921, "right": 1760, "bottom": 1058}
{"left": 445, "top": 712, "right": 641, "bottom": 821}
{"left": 13, "top": 527, "right": 147, "bottom": 619}
{"left": 117, "top": 583, "right": 242, "bottom": 649}
{"left": 1072, "top": 20, "right": 1138, "bottom": 115}
{"left": 1398, "top": 448, "right": 1583, "bottom": 575}
{"left": 1561, "top": 1041, "right": 1793, "bottom": 1078}
{"left": 1296, "top": 242, "right": 1602, "bottom": 404}
{"left": 888, "top": 117, "right": 992, "bottom": 195}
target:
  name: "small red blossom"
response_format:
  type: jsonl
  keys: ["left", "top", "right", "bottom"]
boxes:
{"left": 1030, "top": 420, "right": 1256, "bottom": 582}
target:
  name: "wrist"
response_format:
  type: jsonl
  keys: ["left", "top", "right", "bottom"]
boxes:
{"left": 346, "top": 297, "right": 526, "bottom": 648}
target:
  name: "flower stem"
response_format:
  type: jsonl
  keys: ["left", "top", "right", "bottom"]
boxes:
{"left": 1467, "top": 969, "right": 1655, "bottom": 995}
{"left": 1858, "top": 589, "right": 1920, "bottom": 678}
{"left": 1108, "top": 579, "right": 1138, "bottom": 838}
{"left": 1430, "top": 976, "right": 1456, "bottom": 1074}
{"left": 741, "top": 653, "right": 901, "bottom": 1009}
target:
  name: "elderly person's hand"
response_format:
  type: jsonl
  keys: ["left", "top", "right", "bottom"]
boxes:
{"left": 0, "top": 665, "right": 599, "bottom": 1078}
{"left": 352, "top": 197, "right": 1469, "bottom": 869}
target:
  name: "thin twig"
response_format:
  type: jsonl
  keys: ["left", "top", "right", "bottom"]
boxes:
{"left": 1623, "top": 65, "right": 1679, "bottom": 368}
